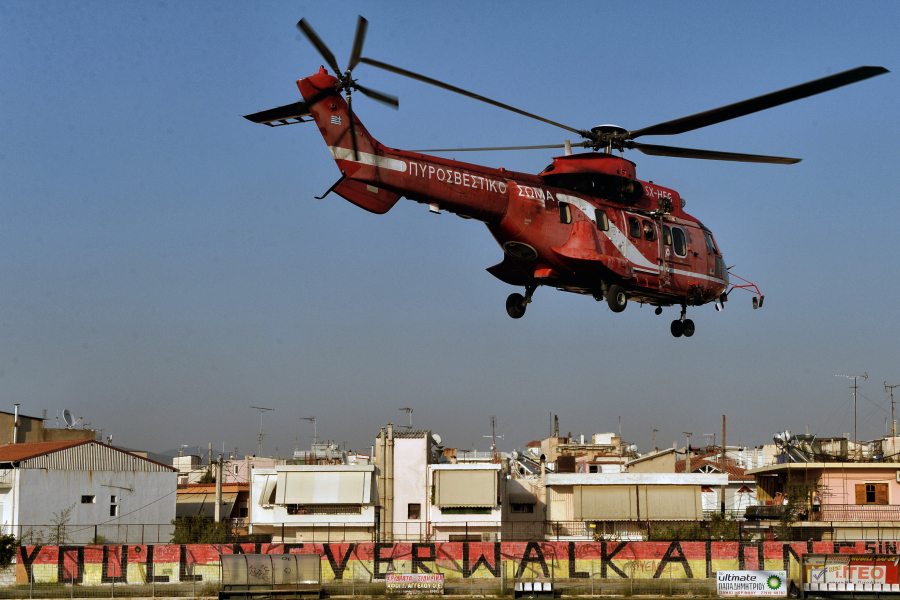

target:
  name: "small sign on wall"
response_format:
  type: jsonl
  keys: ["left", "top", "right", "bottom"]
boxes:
{"left": 717, "top": 571, "right": 787, "bottom": 596}
{"left": 386, "top": 573, "right": 444, "bottom": 594}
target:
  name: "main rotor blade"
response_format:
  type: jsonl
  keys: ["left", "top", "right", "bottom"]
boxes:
{"left": 348, "top": 96, "right": 359, "bottom": 162}
{"left": 413, "top": 143, "right": 587, "bottom": 152}
{"left": 297, "top": 18, "right": 342, "bottom": 76}
{"left": 356, "top": 83, "right": 399, "bottom": 109}
{"left": 629, "top": 142, "right": 801, "bottom": 164}
{"left": 347, "top": 16, "right": 368, "bottom": 71}
{"left": 360, "top": 57, "right": 586, "bottom": 137}
{"left": 629, "top": 66, "right": 889, "bottom": 139}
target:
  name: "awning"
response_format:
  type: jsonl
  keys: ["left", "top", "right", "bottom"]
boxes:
{"left": 275, "top": 471, "right": 368, "bottom": 504}
{"left": 435, "top": 470, "right": 496, "bottom": 507}
{"left": 176, "top": 491, "right": 238, "bottom": 519}
{"left": 258, "top": 475, "right": 277, "bottom": 506}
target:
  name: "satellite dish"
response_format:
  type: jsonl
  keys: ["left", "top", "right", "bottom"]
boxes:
{"left": 63, "top": 409, "right": 74, "bottom": 428}
{"left": 432, "top": 434, "right": 442, "bottom": 446}
{"left": 511, "top": 450, "right": 519, "bottom": 460}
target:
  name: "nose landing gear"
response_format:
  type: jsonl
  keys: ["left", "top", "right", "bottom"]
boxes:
{"left": 671, "top": 305, "right": 695, "bottom": 338}
{"left": 506, "top": 285, "right": 537, "bottom": 319}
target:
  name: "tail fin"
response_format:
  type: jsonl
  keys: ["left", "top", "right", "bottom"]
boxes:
{"left": 297, "top": 67, "right": 402, "bottom": 213}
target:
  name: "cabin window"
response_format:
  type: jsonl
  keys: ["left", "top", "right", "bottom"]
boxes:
{"left": 672, "top": 227, "right": 687, "bottom": 257}
{"left": 627, "top": 217, "right": 641, "bottom": 238}
{"left": 594, "top": 209, "right": 609, "bottom": 231}
{"left": 704, "top": 231, "right": 719, "bottom": 255}
{"left": 663, "top": 226, "right": 673, "bottom": 246}
{"left": 642, "top": 220, "right": 656, "bottom": 241}
{"left": 559, "top": 202, "right": 572, "bottom": 224}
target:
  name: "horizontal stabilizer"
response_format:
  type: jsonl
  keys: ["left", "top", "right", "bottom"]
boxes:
{"left": 243, "top": 101, "right": 311, "bottom": 127}
{"left": 333, "top": 179, "right": 401, "bottom": 215}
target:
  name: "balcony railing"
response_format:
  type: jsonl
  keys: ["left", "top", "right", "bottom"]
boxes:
{"left": 819, "top": 504, "right": 900, "bottom": 521}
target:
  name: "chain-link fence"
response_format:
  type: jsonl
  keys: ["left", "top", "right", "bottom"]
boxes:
{"left": 10, "top": 518, "right": 900, "bottom": 544}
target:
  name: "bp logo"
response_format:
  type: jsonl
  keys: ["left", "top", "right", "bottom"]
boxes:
{"left": 766, "top": 575, "right": 783, "bottom": 590}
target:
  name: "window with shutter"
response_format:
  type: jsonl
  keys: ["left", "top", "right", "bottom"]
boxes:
{"left": 876, "top": 483, "right": 889, "bottom": 505}
{"left": 855, "top": 484, "right": 866, "bottom": 504}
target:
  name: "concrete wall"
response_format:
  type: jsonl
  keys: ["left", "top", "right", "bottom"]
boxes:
{"left": 391, "top": 437, "right": 429, "bottom": 535}
{"left": 13, "top": 540, "right": 898, "bottom": 585}
{"left": 0, "top": 412, "right": 95, "bottom": 444}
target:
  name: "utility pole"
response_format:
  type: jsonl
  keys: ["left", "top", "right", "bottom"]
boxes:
{"left": 251, "top": 406, "right": 275, "bottom": 457}
{"left": 651, "top": 428, "right": 658, "bottom": 449}
{"left": 886, "top": 382, "right": 899, "bottom": 437}
{"left": 835, "top": 373, "right": 867, "bottom": 447}
{"left": 721, "top": 415, "right": 726, "bottom": 515}
{"left": 214, "top": 454, "right": 223, "bottom": 522}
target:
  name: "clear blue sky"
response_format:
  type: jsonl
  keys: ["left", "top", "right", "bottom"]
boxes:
{"left": 1, "top": 1, "right": 898, "bottom": 457}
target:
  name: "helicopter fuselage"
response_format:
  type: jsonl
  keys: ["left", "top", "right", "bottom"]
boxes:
{"left": 298, "top": 68, "right": 728, "bottom": 311}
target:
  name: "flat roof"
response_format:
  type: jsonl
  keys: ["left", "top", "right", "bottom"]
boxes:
{"left": 747, "top": 462, "right": 900, "bottom": 475}
{"left": 544, "top": 472, "right": 728, "bottom": 486}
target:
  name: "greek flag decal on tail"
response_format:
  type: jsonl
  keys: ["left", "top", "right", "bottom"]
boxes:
{"left": 330, "top": 115, "right": 342, "bottom": 126}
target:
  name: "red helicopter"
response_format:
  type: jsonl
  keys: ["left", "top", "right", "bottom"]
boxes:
{"left": 245, "top": 17, "right": 887, "bottom": 337}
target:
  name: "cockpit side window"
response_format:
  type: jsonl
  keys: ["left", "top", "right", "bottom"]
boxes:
{"left": 703, "top": 231, "right": 719, "bottom": 255}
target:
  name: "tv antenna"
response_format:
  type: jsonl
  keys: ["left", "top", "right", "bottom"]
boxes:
{"left": 886, "top": 382, "right": 900, "bottom": 437}
{"left": 300, "top": 416, "right": 318, "bottom": 445}
{"left": 483, "top": 415, "right": 504, "bottom": 452}
{"left": 250, "top": 406, "right": 274, "bottom": 456}
{"left": 398, "top": 407, "right": 413, "bottom": 429}
{"left": 835, "top": 373, "right": 867, "bottom": 445}
{"left": 703, "top": 433, "right": 716, "bottom": 448}
{"left": 683, "top": 432, "right": 693, "bottom": 461}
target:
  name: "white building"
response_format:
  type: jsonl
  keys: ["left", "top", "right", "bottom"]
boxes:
{"left": 249, "top": 464, "right": 377, "bottom": 543}
{"left": 0, "top": 440, "right": 176, "bottom": 543}
{"left": 428, "top": 463, "right": 502, "bottom": 541}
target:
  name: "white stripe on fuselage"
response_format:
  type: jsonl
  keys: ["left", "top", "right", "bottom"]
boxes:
{"left": 329, "top": 146, "right": 408, "bottom": 173}
{"left": 555, "top": 193, "right": 727, "bottom": 285}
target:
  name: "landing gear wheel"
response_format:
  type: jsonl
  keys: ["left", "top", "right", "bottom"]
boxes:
{"left": 670, "top": 320, "right": 684, "bottom": 337}
{"left": 607, "top": 285, "right": 627, "bottom": 313}
{"left": 683, "top": 319, "right": 695, "bottom": 337}
{"left": 506, "top": 293, "right": 527, "bottom": 319}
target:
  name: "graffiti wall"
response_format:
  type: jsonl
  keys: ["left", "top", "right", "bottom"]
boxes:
{"left": 16, "top": 541, "right": 899, "bottom": 585}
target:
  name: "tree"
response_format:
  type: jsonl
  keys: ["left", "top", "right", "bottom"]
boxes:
{"left": 171, "top": 515, "right": 234, "bottom": 544}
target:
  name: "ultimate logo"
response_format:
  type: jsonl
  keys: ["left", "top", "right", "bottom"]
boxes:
{"left": 767, "top": 575, "right": 783, "bottom": 590}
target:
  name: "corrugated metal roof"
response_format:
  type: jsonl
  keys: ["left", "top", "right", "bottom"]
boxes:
{"left": 0, "top": 440, "right": 175, "bottom": 472}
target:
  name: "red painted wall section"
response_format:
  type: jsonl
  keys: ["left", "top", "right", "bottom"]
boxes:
{"left": 15, "top": 541, "right": 895, "bottom": 584}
